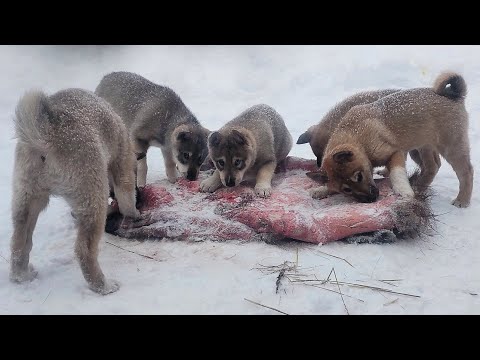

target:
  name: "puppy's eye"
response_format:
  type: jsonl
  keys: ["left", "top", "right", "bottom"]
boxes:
{"left": 342, "top": 185, "right": 352, "bottom": 193}
{"left": 183, "top": 152, "right": 190, "bottom": 160}
{"left": 356, "top": 172, "right": 363, "bottom": 182}
{"left": 217, "top": 160, "right": 225, "bottom": 167}
{"left": 234, "top": 159, "right": 243, "bottom": 167}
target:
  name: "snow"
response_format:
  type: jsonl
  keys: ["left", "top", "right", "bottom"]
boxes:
{"left": 1, "top": 45, "right": 479, "bottom": 314}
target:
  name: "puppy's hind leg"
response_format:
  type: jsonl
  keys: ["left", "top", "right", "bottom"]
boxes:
{"left": 10, "top": 187, "right": 49, "bottom": 283}
{"left": 410, "top": 147, "right": 440, "bottom": 192}
{"left": 443, "top": 148, "right": 473, "bottom": 208}
{"left": 255, "top": 160, "right": 277, "bottom": 198}
{"left": 69, "top": 178, "right": 119, "bottom": 295}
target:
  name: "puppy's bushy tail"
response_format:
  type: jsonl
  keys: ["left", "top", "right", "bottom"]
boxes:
{"left": 432, "top": 72, "right": 467, "bottom": 100}
{"left": 14, "top": 89, "right": 53, "bottom": 152}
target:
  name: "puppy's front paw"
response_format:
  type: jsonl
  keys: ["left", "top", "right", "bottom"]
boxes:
{"left": 10, "top": 264, "right": 38, "bottom": 283}
{"left": 255, "top": 184, "right": 272, "bottom": 198}
{"left": 393, "top": 186, "right": 415, "bottom": 199}
{"left": 167, "top": 175, "right": 177, "bottom": 184}
{"left": 375, "top": 167, "right": 389, "bottom": 177}
{"left": 122, "top": 212, "right": 154, "bottom": 228}
{"left": 91, "top": 279, "right": 120, "bottom": 295}
{"left": 121, "top": 208, "right": 141, "bottom": 220}
{"left": 200, "top": 177, "right": 222, "bottom": 193}
{"left": 309, "top": 186, "right": 329, "bottom": 200}
{"left": 451, "top": 198, "right": 470, "bottom": 208}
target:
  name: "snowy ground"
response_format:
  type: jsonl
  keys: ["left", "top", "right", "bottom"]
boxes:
{"left": 1, "top": 45, "right": 479, "bottom": 315}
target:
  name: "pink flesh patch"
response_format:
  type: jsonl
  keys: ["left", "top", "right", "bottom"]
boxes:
{"left": 107, "top": 157, "right": 399, "bottom": 244}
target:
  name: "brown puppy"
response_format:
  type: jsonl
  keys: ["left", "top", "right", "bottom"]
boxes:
{"left": 297, "top": 89, "right": 400, "bottom": 167}
{"left": 314, "top": 72, "right": 473, "bottom": 208}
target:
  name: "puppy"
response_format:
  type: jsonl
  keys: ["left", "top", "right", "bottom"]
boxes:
{"left": 296, "top": 89, "right": 440, "bottom": 197}
{"left": 200, "top": 104, "right": 292, "bottom": 197}
{"left": 10, "top": 88, "right": 140, "bottom": 295}
{"left": 95, "top": 71, "right": 210, "bottom": 186}
{"left": 297, "top": 89, "right": 400, "bottom": 167}
{"left": 315, "top": 72, "right": 473, "bottom": 208}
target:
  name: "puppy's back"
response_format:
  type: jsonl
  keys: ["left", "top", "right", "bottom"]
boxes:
{"left": 350, "top": 72, "right": 469, "bottom": 149}
{"left": 17, "top": 88, "right": 127, "bottom": 161}
{"left": 95, "top": 71, "right": 191, "bottom": 128}
{"left": 303, "top": 89, "right": 399, "bottom": 143}
{"left": 228, "top": 104, "right": 292, "bottom": 160}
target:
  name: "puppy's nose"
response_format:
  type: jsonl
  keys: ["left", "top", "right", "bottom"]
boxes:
{"left": 226, "top": 177, "right": 236, "bottom": 187}
{"left": 368, "top": 185, "right": 379, "bottom": 201}
{"left": 186, "top": 170, "right": 197, "bottom": 181}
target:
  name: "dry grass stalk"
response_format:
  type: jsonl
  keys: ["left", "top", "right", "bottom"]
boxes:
{"left": 244, "top": 298, "right": 289, "bottom": 315}
{"left": 332, "top": 267, "right": 349, "bottom": 315}
{"left": 106, "top": 241, "right": 163, "bottom": 262}
{"left": 0, "top": 252, "right": 9, "bottom": 263}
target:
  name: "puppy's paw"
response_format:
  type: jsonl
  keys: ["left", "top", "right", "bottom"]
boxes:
{"left": 91, "top": 279, "right": 120, "bottom": 295}
{"left": 200, "top": 177, "right": 222, "bottom": 193}
{"left": 131, "top": 209, "right": 142, "bottom": 220}
{"left": 10, "top": 264, "right": 38, "bottom": 283}
{"left": 122, "top": 212, "right": 154, "bottom": 229}
{"left": 375, "top": 167, "right": 389, "bottom": 177}
{"left": 393, "top": 187, "right": 415, "bottom": 199}
{"left": 451, "top": 198, "right": 470, "bottom": 208}
{"left": 309, "top": 186, "right": 329, "bottom": 200}
{"left": 254, "top": 184, "right": 272, "bottom": 198}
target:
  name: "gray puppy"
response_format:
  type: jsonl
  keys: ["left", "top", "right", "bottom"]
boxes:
{"left": 200, "top": 104, "right": 293, "bottom": 197}
{"left": 95, "top": 71, "right": 210, "bottom": 186}
{"left": 10, "top": 88, "right": 139, "bottom": 295}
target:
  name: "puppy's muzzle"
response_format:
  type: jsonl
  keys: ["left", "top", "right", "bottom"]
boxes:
{"left": 186, "top": 168, "right": 198, "bottom": 181}
{"left": 226, "top": 176, "right": 236, "bottom": 187}
{"left": 354, "top": 185, "right": 379, "bottom": 203}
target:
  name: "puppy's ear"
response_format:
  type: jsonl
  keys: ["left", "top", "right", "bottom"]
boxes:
{"left": 296, "top": 131, "right": 311, "bottom": 144}
{"left": 333, "top": 150, "right": 354, "bottom": 164}
{"left": 351, "top": 170, "right": 363, "bottom": 183}
{"left": 208, "top": 131, "right": 221, "bottom": 147}
{"left": 177, "top": 131, "right": 191, "bottom": 142}
{"left": 231, "top": 129, "right": 247, "bottom": 145}
{"left": 306, "top": 168, "right": 329, "bottom": 183}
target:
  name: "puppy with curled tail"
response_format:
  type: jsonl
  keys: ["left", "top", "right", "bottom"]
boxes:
{"left": 11, "top": 88, "right": 140, "bottom": 295}
{"left": 315, "top": 71, "right": 473, "bottom": 208}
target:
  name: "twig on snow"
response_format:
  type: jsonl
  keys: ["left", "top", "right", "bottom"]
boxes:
{"left": 244, "top": 298, "right": 289, "bottom": 315}
{"left": 105, "top": 241, "right": 163, "bottom": 262}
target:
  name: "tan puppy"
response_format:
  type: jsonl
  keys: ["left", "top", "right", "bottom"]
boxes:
{"left": 200, "top": 104, "right": 292, "bottom": 197}
{"left": 297, "top": 89, "right": 400, "bottom": 167}
{"left": 10, "top": 88, "right": 140, "bottom": 295}
{"left": 314, "top": 72, "right": 473, "bottom": 208}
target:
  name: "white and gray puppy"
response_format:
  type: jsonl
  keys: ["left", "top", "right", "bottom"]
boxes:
{"left": 200, "top": 104, "right": 292, "bottom": 197}
{"left": 10, "top": 88, "right": 139, "bottom": 295}
{"left": 95, "top": 71, "right": 210, "bottom": 186}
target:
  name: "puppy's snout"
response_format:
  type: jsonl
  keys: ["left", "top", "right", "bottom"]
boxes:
{"left": 186, "top": 169, "right": 198, "bottom": 181}
{"left": 226, "top": 176, "right": 236, "bottom": 187}
{"left": 368, "top": 185, "right": 379, "bottom": 202}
